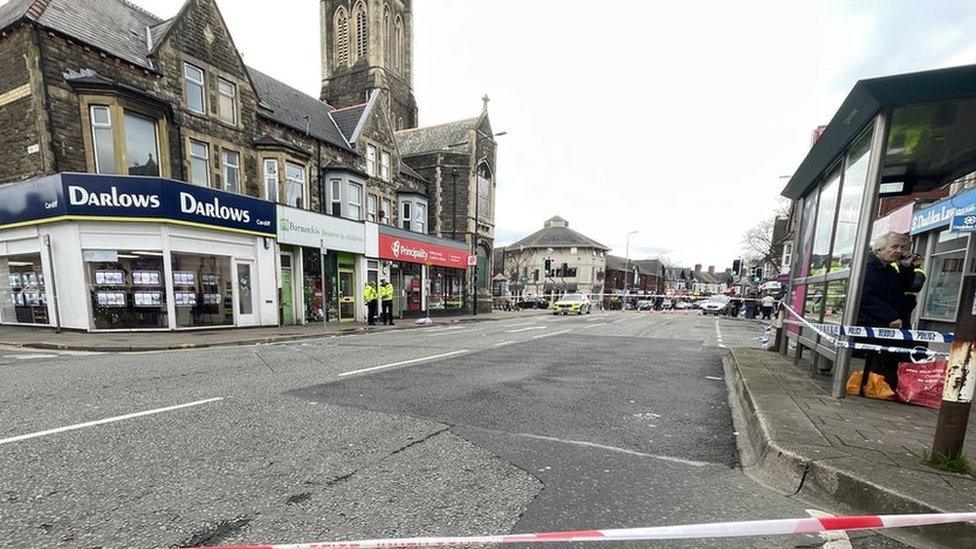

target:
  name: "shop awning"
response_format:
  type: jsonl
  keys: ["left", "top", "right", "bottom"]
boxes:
{"left": 782, "top": 63, "right": 976, "bottom": 200}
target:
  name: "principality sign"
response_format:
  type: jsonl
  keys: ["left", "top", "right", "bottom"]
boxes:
{"left": 378, "top": 233, "right": 468, "bottom": 269}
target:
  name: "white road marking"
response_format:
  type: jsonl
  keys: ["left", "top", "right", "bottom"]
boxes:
{"left": 338, "top": 350, "right": 469, "bottom": 377}
{"left": 705, "top": 376, "right": 724, "bottom": 381}
{"left": 0, "top": 397, "right": 224, "bottom": 446}
{"left": 714, "top": 320, "right": 727, "bottom": 348}
{"left": 582, "top": 322, "right": 610, "bottom": 328}
{"left": 425, "top": 325, "right": 465, "bottom": 333}
{"left": 515, "top": 433, "right": 708, "bottom": 467}
{"left": 533, "top": 329, "right": 573, "bottom": 339}
{"left": 506, "top": 326, "right": 547, "bottom": 333}
{"left": 493, "top": 341, "right": 516, "bottom": 348}
{"left": 425, "top": 328, "right": 481, "bottom": 338}
{"left": 611, "top": 318, "right": 626, "bottom": 324}
{"left": 5, "top": 354, "right": 60, "bottom": 360}
{"left": 805, "top": 509, "right": 853, "bottom": 548}
{"left": 585, "top": 316, "right": 604, "bottom": 322}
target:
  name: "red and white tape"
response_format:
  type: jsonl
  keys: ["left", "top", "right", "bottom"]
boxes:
{"left": 195, "top": 512, "right": 976, "bottom": 548}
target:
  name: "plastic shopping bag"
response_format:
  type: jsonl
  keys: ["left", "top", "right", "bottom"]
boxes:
{"left": 846, "top": 371, "right": 896, "bottom": 400}
{"left": 896, "top": 361, "right": 947, "bottom": 409}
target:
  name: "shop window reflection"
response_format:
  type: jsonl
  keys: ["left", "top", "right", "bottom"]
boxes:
{"left": 172, "top": 253, "right": 232, "bottom": 328}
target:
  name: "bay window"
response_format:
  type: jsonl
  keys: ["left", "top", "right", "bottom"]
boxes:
{"left": 347, "top": 182, "right": 363, "bottom": 220}
{"left": 90, "top": 106, "right": 116, "bottom": 174}
{"left": 285, "top": 162, "right": 306, "bottom": 208}
{"left": 330, "top": 179, "right": 342, "bottom": 216}
{"left": 88, "top": 104, "right": 163, "bottom": 177}
{"left": 124, "top": 112, "right": 160, "bottom": 176}
{"left": 400, "top": 201, "right": 411, "bottom": 230}
{"left": 415, "top": 202, "right": 427, "bottom": 233}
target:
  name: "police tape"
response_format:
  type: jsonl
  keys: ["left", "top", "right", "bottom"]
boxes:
{"left": 197, "top": 512, "right": 976, "bottom": 548}
{"left": 502, "top": 293, "right": 777, "bottom": 303}
{"left": 780, "top": 305, "right": 948, "bottom": 360}
{"left": 783, "top": 319, "right": 954, "bottom": 343}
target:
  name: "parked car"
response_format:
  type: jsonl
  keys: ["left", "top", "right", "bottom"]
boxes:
{"left": 636, "top": 299, "right": 654, "bottom": 311}
{"left": 674, "top": 300, "right": 694, "bottom": 310}
{"left": 553, "top": 294, "right": 592, "bottom": 315}
{"left": 521, "top": 296, "right": 549, "bottom": 309}
{"left": 700, "top": 295, "right": 731, "bottom": 315}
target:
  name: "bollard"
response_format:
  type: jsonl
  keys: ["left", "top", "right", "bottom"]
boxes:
{"left": 930, "top": 275, "right": 976, "bottom": 463}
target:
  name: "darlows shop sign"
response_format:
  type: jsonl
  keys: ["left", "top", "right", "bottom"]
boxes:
{"left": 0, "top": 173, "right": 276, "bottom": 236}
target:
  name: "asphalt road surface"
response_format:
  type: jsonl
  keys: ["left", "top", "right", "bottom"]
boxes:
{"left": 0, "top": 311, "right": 908, "bottom": 548}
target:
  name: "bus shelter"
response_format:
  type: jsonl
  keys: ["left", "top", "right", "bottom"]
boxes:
{"left": 781, "top": 63, "right": 976, "bottom": 397}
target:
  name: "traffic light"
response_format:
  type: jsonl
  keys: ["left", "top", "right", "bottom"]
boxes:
{"left": 753, "top": 267, "right": 763, "bottom": 282}
{"left": 732, "top": 259, "right": 742, "bottom": 276}
{"left": 544, "top": 258, "right": 552, "bottom": 276}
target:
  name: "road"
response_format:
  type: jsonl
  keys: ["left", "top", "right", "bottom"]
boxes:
{"left": 0, "top": 311, "right": 906, "bottom": 548}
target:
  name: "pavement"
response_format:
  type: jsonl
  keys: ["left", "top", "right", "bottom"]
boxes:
{"left": 726, "top": 345, "right": 976, "bottom": 548}
{"left": 0, "top": 309, "right": 550, "bottom": 352}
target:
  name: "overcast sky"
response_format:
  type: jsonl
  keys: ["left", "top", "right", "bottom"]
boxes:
{"left": 112, "top": 2, "right": 976, "bottom": 267}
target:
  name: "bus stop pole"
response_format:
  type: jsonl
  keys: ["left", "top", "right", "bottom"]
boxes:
{"left": 831, "top": 111, "right": 890, "bottom": 399}
{"left": 930, "top": 274, "right": 976, "bottom": 462}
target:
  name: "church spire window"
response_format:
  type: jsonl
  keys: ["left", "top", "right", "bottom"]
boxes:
{"left": 394, "top": 14, "right": 404, "bottom": 73}
{"left": 334, "top": 7, "right": 349, "bottom": 67}
{"left": 353, "top": 1, "right": 368, "bottom": 62}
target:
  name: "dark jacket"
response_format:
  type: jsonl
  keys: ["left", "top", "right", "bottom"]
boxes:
{"left": 857, "top": 253, "right": 916, "bottom": 327}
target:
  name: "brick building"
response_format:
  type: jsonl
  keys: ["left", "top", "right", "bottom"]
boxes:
{"left": 0, "top": 0, "right": 485, "bottom": 330}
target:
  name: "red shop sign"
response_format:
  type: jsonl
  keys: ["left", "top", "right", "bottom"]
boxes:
{"left": 379, "top": 234, "right": 468, "bottom": 269}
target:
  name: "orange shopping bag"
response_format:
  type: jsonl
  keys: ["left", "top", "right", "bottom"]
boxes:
{"left": 846, "top": 371, "right": 896, "bottom": 400}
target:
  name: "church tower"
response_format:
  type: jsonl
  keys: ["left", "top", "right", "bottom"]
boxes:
{"left": 320, "top": 0, "right": 418, "bottom": 130}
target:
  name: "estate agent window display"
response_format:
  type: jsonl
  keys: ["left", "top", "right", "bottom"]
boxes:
{"left": 0, "top": 253, "right": 49, "bottom": 325}
{"left": 86, "top": 251, "right": 167, "bottom": 330}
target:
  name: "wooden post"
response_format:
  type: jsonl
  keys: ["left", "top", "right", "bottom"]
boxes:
{"left": 930, "top": 274, "right": 976, "bottom": 462}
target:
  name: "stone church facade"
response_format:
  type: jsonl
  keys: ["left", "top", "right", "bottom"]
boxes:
{"left": 319, "top": 0, "right": 499, "bottom": 307}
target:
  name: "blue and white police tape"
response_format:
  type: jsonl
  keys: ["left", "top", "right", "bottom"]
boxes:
{"left": 783, "top": 319, "right": 953, "bottom": 343}
{"left": 780, "top": 304, "right": 948, "bottom": 361}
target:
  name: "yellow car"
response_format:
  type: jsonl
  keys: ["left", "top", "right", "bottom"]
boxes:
{"left": 553, "top": 294, "right": 592, "bottom": 315}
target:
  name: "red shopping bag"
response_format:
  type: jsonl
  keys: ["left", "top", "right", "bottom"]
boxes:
{"left": 896, "top": 361, "right": 947, "bottom": 409}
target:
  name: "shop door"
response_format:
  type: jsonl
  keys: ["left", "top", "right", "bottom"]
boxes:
{"left": 281, "top": 253, "right": 295, "bottom": 325}
{"left": 338, "top": 269, "right": 355, "bottom": 322}
{"left": 235, "top": 261, "right": 258, "bottom": 326}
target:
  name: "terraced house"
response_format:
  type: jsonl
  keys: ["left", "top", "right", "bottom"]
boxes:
{"left": 0, "top": 0, "right": 495, "bottom": 332}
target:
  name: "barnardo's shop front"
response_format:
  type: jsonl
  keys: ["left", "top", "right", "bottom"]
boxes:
{"left": 276, "top": 205, "right": 378, "bottom": 324}
{"left": 0, "top": 173, "right": 279, "bottom": 331}
{"left": 377, "top": 225, "right": 470, "bottom": 317}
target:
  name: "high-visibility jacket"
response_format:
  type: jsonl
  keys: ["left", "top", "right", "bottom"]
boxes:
{"left": 364, "top": 284, "right": 377, "bottom": 303}
{"left": 379, "top": 283, "right": 394, "bottom": 301}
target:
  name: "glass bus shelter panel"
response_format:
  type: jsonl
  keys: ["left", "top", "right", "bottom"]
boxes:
{"left": 885, "top": 98, "right": 976, "bottom": 193}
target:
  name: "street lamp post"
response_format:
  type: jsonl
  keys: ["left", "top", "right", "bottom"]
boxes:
{"left": 625, "top": 230, "right": 638, "bottom": 309}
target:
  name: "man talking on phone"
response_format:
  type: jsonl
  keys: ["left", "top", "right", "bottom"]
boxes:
{"left": 856, "top": 232, "right": 924, "bottom": 392}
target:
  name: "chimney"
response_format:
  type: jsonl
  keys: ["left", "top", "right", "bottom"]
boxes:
{"left": 708, "top": 266, "right": 715, "bottom": 274}
{"left": 694, "top": 264, "right": 702, "bottom": 272}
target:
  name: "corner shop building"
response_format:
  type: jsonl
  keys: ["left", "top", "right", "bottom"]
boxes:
{"left": 0, "top": 173, "right": 278, "bottom": 331}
